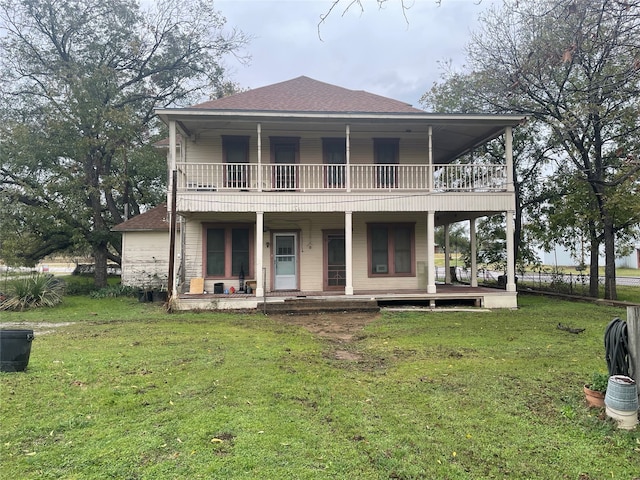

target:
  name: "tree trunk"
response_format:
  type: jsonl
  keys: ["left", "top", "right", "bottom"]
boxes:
{"left": 603, "top": 214, "right": 617, "bottom": 300}
{"left": 93, "top": 243, "right": 108, "bottom": 289}
{"left": 588, "top": 220, "right": 599, "bottom": 298}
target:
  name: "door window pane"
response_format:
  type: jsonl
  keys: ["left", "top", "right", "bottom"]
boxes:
{"left": 327, "top": 235, "right": 346, "bottom": 287}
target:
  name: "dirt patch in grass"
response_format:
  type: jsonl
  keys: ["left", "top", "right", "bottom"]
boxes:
{"left": 270, "top": 311, "right": 380, "bottom": 362}
{"left": 270, "top": 311, "right": 379, "bottom": 342}
{"left": 0, "top": 322, "right": 76, "bottom": 335}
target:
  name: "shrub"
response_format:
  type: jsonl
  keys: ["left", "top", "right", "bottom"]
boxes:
{"left": 588, "top": 372, "right": 609, "bottom": 393}
{"left": 0, "top": 274, "right": 65, "bottom": 311}
{"left": 90, "top": 284, "right": 138, "bottom": 298}
{"left": 62, "top": 275, "right": 97, "bottom": 295}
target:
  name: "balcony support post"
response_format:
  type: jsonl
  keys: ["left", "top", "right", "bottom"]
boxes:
{"left": 345, "top": 211, "right": 354, "bottom": 295}
{"left": 428, "top": 126, "right": 433, "bottom": 192}
{"left": 506, "top": 210, "right": 516, "bottom": 292}
{"left": 427, "top": 211, "right": 436, "bottom": 293}
{"left": 256, "top": 211, "right": 265, "bottom": 297}
{"left": 257, "top": 123, "right": 262, "bottom": 192}
{"left": 505, "top": 126, "right": 514, "bottom": 193}
{"left": 444, "top": 224, "right": 451, "bottom": 284}
{"left": 470, "top": 217, "right": 478, "bottom": 287}
{"left": 346, "top": 124, "right": 351, "bottom": 193}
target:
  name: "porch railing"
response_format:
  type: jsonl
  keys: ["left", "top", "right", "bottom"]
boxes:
{"left": 176, "top": 163, "right": 507, "bottom": 192}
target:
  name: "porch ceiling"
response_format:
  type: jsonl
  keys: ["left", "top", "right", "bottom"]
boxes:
{"left": 157, "top": 110, "right": 525, "bottom": 165}
{"left": 435, "top": 211, "right": 498, "bottom": 226}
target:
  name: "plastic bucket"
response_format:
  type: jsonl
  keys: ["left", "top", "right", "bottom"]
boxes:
{"left": 605, "top": 375, "right": 639, "bottom": 411}
{"left": 605, "top": 405, "right": 639, "bottom": 430}
{"left": 0, "top": 329, "right": 35, "bottom": 372}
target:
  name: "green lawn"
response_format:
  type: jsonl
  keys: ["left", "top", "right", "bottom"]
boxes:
{"left": 1, "top": 295, "right": 639, "bottom": 479}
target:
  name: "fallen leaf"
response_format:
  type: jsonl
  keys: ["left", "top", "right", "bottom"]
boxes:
{"left": 211, "top": 438, "right": 224, "bottom": 443}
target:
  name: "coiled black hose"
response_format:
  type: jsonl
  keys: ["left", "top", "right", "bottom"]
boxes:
{"left": 604, "top": 317, "right": 629, "bottom": 377}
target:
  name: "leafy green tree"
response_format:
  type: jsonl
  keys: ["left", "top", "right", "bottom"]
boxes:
{"left": 422, "top": 66, "right": 550, "bottom": 271}
{"left": 0, "top": 0, "right": 247, "bottom": 286}
{"left": 458, "top": 0, "right": 640, "bottom": 299}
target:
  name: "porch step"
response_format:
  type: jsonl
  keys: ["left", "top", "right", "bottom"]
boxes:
{"left": 257, "top": 298, "right": 380, "bottom": 315}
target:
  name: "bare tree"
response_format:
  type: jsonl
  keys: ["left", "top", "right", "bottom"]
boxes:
{"left": 463, "top": 0, "right": 640, "bottom": 299}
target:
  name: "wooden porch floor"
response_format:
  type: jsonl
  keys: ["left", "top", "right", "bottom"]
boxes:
{"left": 174, "top": 284, "right": 517, "bottom": 310}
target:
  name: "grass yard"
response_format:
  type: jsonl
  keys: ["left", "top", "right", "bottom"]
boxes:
{"left": 1, "top": 295, "right": 639, "bottom": 479}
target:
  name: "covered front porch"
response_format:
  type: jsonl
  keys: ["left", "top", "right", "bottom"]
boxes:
{"left": 171, "top": 284, "right": 516, "bottom": 311}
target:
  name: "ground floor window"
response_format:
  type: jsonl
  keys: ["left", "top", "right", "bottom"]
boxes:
{"left": 367, "top": 223, "right": 415, "bottom": 276}
{"left": 204, "top": 225, "right": 252, "bottom": 278}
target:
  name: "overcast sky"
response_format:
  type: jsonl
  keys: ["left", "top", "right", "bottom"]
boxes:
{"left": 215, "top": 0, "right": 497, "bottom": 108}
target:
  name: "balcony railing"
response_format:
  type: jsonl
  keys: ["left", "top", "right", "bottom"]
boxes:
{"left": 176, "top": 163, "right": 507, "bottom": 192}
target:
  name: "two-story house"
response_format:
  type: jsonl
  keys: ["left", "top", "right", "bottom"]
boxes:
{"left": 154, "top": 76, "right": 525, "bottom": 310}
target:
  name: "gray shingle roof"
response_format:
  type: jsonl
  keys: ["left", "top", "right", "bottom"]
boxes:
{"left": 192, "top": 76, "right": 425, "bottom": 114}
{"left": 112, "top": 203, "right": 169, "bottom": 232}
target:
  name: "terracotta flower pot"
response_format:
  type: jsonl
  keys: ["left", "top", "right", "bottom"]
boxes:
{"left": 584, "top": 384, "right": 606, "bottom": 408}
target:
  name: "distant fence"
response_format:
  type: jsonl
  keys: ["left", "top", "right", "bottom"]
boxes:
{"left": 436, "top": 267, "right": 640, "bottom": 295}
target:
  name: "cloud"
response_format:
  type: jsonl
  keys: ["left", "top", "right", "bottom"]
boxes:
{"left": 217, "top": 0, "right": 493, "bottom": 105}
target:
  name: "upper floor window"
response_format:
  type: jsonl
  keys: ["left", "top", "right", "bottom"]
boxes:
{"left": 323, "top": 138, "right": 346, "bottom": 188}
{"left": 374, "top": 138, "right": 399, "bottom": 188}
{"left": 222, "top": 136, "right": 250, "bottom": 189}
{"left": 270, "top": 137, "right": 300, "bottom": 189}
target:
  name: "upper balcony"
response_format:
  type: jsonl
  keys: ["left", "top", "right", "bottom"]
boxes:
{"left": 176, "top": 162, "right": 508, "bottom": 193}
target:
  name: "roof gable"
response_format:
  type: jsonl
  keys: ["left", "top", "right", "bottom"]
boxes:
{"left": 112, "top": 203, "right": 169, "bottom": 232}
{"left": 192, "top": 76, "right": 424, "bottom": 114}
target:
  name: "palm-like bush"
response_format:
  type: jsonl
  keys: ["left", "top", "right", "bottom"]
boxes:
{"left": 0, "top": 274, "right": 64, "bottom": 311}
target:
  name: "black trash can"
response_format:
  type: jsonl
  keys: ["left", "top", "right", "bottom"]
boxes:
{"left": 214, "top": 283, "right": 224, "bottom": 294}
{"left": 0, "top": 329, "right": 35, "bottom": 372}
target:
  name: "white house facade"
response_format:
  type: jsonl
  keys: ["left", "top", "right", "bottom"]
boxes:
{"left": 155, "top": 77, "right": 526, "bottom": 310}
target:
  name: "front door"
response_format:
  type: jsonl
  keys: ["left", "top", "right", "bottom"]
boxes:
{"left": 324, "top": 232, "right": 346, "bottom": 290}
{"left": 274, "top": 233, "right": 297, "bottom": 290}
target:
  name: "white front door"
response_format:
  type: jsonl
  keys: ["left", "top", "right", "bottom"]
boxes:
{"left": 274, "top": 233, "right": 297, "bottom": 290}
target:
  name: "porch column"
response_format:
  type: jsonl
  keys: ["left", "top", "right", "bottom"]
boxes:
{"left": 427, "top": 126, "right": 433, "bottom": 191}
{"left": 470, "top": 218, "right": 478, "bottom": 287}
{"left": 345, "top": 211, "right": 354, "bottom": 295}
{"left": 168, "top": 120, "right": 178, "bottom": 298}
{"left": 427, "top": 211, "right": 436, "bottom": 293}
{"left": 444, "top": 224, "right": 451, "bottom": 284}
{"left": 256, "top": 212, "right": 265, "bottom": 297}
{"left": 506, "top": 210, "right": 516, "bottom": 292}
{"left": 168, "top": 120, "right": 176, "bottom": 212}
{"left": 345, "top": 124, "right": 351, "bottom": 192}
{"left": 257, "top": 123, "right": 262, "bottom": 192}
{"left": 505, "top": 126, "right": 514, "bottom": 193}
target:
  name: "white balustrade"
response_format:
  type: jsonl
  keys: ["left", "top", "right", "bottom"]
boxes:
{"left": 176, "top": 163, "right": 507, "bottom": 192}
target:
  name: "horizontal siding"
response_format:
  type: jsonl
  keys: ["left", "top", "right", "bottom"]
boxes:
{"left": 177, "top": 192, "right": 515, "bottom": 214}
{"left": 121, "top": 232, "right": 170, "bottom": 287}
{"left": 179, "top": 213, "right": 432, "bottom": 294}
{"left": 184, "top": 131, "right": 429, "bottom": 166}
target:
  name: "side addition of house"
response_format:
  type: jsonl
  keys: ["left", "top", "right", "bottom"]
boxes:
{"left": 154, "top": 76, "right": 525, "bottom": 310}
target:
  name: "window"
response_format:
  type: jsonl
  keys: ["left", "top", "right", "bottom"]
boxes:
{"left": 323, "top": 138, "right": 346, "bottom": 188}
{"left": 270, "top": 137, "right": 299, "bottom": 189}
{"left": 368, "top": 223, "right": 414, "bottom": 276}
{"left": 374, "top": 138, "right": 399, "bottom": 188}
{"left": 223, "top": 136, "right": 249, "bottom": 189}
{"left": 204, "top": 225, "right": 252, "bottom": 278}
